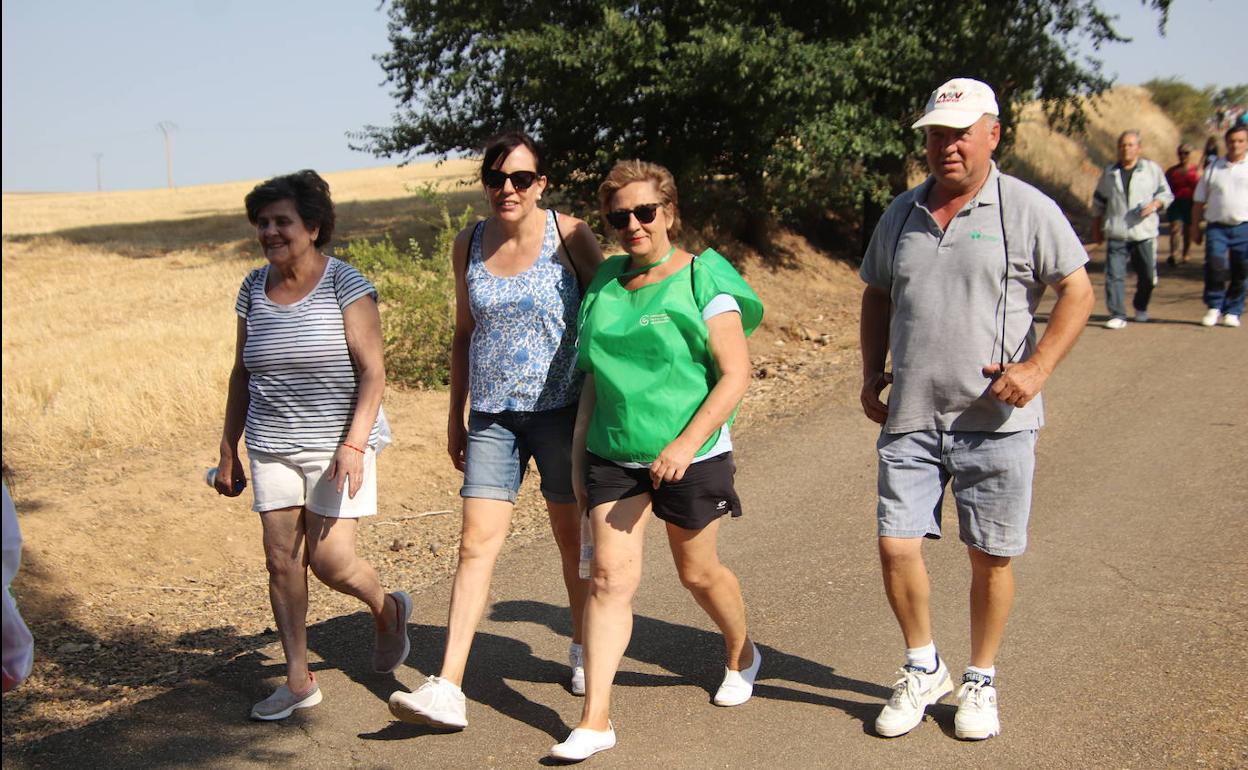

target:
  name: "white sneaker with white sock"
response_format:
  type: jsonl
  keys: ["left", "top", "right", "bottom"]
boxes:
{"left": 1223, "top": 314, "right": 1241, "bottom": 328}
{"left": 875, "top": 656, "right": 953, "bottom": 737}
{"left": 955, "top": 670, "right": 1001, "bottom": 740}
{"left": 1202, "top": 308, "right": 1221, "bottom": 327}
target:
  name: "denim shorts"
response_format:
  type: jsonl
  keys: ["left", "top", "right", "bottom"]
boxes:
{"left": 461, "top": 405, "right": 577, "bottom": 504}
{"left": 876, "top": 429, "right": 1037, "bottom": 557}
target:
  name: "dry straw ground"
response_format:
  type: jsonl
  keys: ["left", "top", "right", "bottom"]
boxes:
{"left": 0, "top": 88, "right": 1176, "bottom": 747}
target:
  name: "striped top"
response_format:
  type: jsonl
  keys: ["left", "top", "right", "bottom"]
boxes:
{"left": 235, "top": 256, "right": 381, "bottom": 454}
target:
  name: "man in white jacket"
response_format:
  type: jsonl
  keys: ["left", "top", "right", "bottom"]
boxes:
{"left": 1092, "top": 130, "right": 1174, "bottom": 329}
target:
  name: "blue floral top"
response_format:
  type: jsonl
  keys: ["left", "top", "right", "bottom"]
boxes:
{"left": 467, "top": 209, "right": 582, "bottom": 413}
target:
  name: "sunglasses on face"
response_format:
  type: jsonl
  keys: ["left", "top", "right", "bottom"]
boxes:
{"left": 482, "top": 169, "right": 539, "bottom": 191}
{"left": 605, "top": 203, "right": 662, "bottom": 230}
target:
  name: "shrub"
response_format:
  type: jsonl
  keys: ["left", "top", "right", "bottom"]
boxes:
{"left": 339, "top": 191, "right": 476, "bottom": 388}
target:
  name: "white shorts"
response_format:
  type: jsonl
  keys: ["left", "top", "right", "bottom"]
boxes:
{"left": 249, "top": 447, "right": 377, "bottom": 518}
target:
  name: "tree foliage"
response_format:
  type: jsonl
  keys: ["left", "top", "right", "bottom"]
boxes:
{"left": 356, "top": 0, "right": 1169, "bottom": 243}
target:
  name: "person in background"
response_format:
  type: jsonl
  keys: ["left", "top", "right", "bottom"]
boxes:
{"left": 1091, "top": 130, "right": 1173, "bottom": 328}
{"left": 549, "top": 160, "right": 764, "bottom": 761}
{"left": 1164, "top": 143, "right": 1200, "bottom": 265}
{"left": 1203, "top": 137, "right": 1221, "bottom": 171}
{"left": 387, "top": 132, "right": 603, "bottom": 731}
{"left": 215, "top": 170, "right": 410, "bottom": 721}
{"left": 859, "top": 77, "right": 1093, "bottom": 742}
{"left": 1192, "top": 123, "right": 1248, "bottom": 328}
{"left": 2, "top": 478, "right": 34, "bottom": 694}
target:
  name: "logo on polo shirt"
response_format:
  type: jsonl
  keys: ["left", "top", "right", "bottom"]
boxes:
{"left": 639, "top": 313, "right": 671, "bottom": 326}
{"left": 970, "top": 229, "right": 1001, "bottom": 242}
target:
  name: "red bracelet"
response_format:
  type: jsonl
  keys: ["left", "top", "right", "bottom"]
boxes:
{"left": 341, "top": 442, "right": 366, "bottom": 454}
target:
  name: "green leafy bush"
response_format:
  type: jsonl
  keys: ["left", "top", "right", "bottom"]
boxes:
{"left": 339, "top": 192, "right": 476, "bottom": 388}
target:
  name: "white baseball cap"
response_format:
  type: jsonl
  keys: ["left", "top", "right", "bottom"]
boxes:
{"left": 912, "top": 78, "right": 999, "bottom": 129}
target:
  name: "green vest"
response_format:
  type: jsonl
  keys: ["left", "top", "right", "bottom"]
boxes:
{"left": 576, "top": 248, "right": 764, "bottom": 463}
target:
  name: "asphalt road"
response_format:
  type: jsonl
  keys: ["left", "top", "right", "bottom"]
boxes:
{"left": 7, "top": 259, "right": 1246, "bottom": 769}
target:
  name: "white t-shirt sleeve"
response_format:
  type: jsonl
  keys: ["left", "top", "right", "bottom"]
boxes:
{"left": 702, "top": 293, "right": 740, "bottom": 320}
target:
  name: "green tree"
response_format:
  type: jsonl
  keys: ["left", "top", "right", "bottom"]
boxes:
{"left": 1143, "top": 77, "right": 1214, "bottom": 140}
{"left": 356, "top": 0, "right": 1168, "bottom": 246}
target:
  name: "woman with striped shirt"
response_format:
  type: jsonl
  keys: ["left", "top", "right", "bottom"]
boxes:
{"left": 214, "top": 170, "right": 410, "bottom": 721}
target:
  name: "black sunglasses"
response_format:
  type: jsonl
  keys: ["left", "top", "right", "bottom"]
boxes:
{"left": 605, "top": 203, "right": 662, "bottom": 230}
{"left": 482, "top": 169, "right": 539, "bottom": 191}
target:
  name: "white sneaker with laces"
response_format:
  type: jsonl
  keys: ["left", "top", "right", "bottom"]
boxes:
{"left": 550, "top": 722, "right": 616, "bottom": 761}
{"left": 1105, "top": 317, "right": 1127, "bottom": 330}
{"left": 1222, "top": 314, "right": 1241, "bottom": 328}
{"left": 713, "top": 642, "right": 762, "bottom": 706}
{"left": 388, "top": 676, "right": 468, "bottom": 730}
{"left": 954, "top": 673, "right": 1001, "bottom": 740}
{"left": 569, "top": 642, "right": 585, "bottom": 697}
{"left": 1202, "top": 308, "right": 1221, "bottom": 327}
{"left": 875, "top": 658, "right": 953, "bottom": 737}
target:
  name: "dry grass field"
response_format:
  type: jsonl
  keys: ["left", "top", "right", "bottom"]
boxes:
{"left": 0, "top": 88, "right": 1179, "bottom": 746}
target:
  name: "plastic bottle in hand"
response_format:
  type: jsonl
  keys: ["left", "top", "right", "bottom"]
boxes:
{"left": 578, "top": 515, "right": 594, "bottom": 580}
{"left": 205, "top": 468, "right": 246, "bottom": 495}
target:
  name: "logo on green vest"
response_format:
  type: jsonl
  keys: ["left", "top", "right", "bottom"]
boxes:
{"left": 969, "top": 229, "right": 1001, "bottom": 242}
{"left": 639, "top": 313, "right": 671, "bottom": 326}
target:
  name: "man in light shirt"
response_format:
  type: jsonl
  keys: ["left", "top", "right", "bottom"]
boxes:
{"left": 1192, "top": 123, "right": 1248, "bottom": 328}
{"left": 1091, "top": 131, "right": 1174, "bottom": 328}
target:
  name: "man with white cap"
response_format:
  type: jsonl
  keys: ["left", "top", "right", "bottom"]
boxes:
{"left": 858, "top": 77, "right": 1093, "bottom": 740}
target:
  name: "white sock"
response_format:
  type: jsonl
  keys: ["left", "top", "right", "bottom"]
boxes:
{"left": 965, "top": 665, "right": 996, "bottom": 682}
{"left": 904, "top": 642, "right": 937, "bottom": 672}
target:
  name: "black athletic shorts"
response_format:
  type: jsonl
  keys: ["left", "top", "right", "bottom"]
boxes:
{"left": 585, "top": 451, "right": 742, "bottom": 531}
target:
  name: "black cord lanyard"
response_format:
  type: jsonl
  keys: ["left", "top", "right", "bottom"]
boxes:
{"left": 889, "top": 177, "right": 1012, "bottom": 368}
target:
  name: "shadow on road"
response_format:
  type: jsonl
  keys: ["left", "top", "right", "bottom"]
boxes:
{"left": 489, "top": 600, "right": 890, "bottom": 729}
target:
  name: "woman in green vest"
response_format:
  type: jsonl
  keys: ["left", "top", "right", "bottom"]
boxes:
{"left": 549, "top": 161, "right": 765, "bottom": 761}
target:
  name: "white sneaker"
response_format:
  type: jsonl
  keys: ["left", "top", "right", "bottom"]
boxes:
{"left": 713, "top": 642, "right": 762, "bottom": 706}
{"left": 569, "top": 643, "right": 585, "bottom": 697}
{"left": 954, "top": 673, "right": 1001, "bottom": 740}
{"left": 1104, "top": 317, "right": 1127, "bottom": 330}
{"left": 388, "top": 676, "right": 467, "bottom": 730}
{"left": 1201, "top": 308, "right": 1221, "bottom": 327}
{"left": 1222, "top": 314, "right": 1241, "bottom": 328}
{"left": 1134, "top": 310, "right": 1150, "bottom": 323}
{"left": 875, "top": 658, "right": 953, "bottom": 737}
{"left": 550, "top": 722, "right": 616, "bottom": 761}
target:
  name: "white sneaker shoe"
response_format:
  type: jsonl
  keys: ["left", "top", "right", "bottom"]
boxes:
{"left": 874, "top": 658, "right": 953, "bottom": 737}
{"left": 1222, "top": 314, "right": 1241, "bottom": 328}
{"left": 550, "top": 722, "right": 616, "bottom": 761}
{"left": 388, "top": 676, "right": 468, "bottom": 730}
{"left": 1134, "top": 310, "right": 1149, "bottom": 323}
{"left": 569, "top": 643, "right": 585, "bottom": 697}
{"left": 954, "top": 672, "right": 1001, "bottom": 740}
{"left": 713, "top": 642, "right": 762, "bottom": 706}
{"left": 1201, "top": 308, "right": 1221, "bottom": 327}
{"left": 1104, "top": 317, "right": 1127, "bottom": 330}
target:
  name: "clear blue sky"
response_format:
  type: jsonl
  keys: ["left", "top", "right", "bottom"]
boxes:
{"left": 2, "top": 0, "right": 1243, "bottom": 192}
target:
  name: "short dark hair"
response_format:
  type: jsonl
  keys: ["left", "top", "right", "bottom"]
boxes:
{"left": 1227, "top": 123, "right": 1248, "bottom": 143}
{"left": 244, "top": 169, "right": 335, "bottom": 248}
{"left": 480, "top": 131, "right": 546, "bottom": 179}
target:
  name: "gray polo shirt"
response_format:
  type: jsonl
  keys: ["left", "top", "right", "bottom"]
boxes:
{"left": 860, "top": 164, "right": 1088, "bottom": 434}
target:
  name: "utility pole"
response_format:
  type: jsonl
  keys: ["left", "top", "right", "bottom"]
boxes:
{"left": 93, "top": 153, "right": 103, "bottom": 192}
{"left": 156, "top": 121, "right": 177, "bottom": 189}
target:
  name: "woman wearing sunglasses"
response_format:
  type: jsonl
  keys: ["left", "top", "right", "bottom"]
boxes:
{"left": 388, "top": 131, "right": 603, "bottom": 730}
{"left": 549, "top": 160, "right": 764, "bottom": 761}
